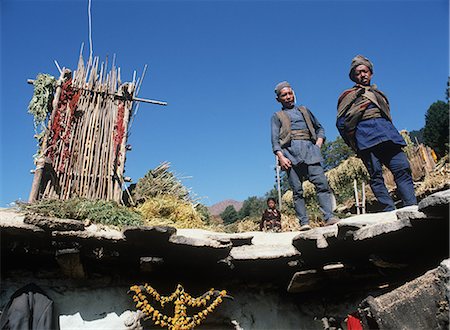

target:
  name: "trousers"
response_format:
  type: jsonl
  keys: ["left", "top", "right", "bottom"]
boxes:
{"left": 359, "top": 141, "right": 417, "bottom": 211}
{"left": 287, "top": 162, "right": 334, "bottom": 225}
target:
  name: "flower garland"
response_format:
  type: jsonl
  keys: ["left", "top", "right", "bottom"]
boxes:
{"left": 129, "top": 284, "right": 228, "bottom": 330}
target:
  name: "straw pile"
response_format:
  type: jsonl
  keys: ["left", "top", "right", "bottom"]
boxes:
{"left": 138, "top": 195, "right": 205, "bottom": 229}
{"left": 133, "top": 162, "right": 190, "bottom": 203}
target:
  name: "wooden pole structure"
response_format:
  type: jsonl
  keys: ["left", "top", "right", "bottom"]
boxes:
{"left": 275, "top": 155, "right": 282, "bottom": 210}
{"left": 28, "top": 69, "right": 70, "bottom": 202}
{"left": 354, "top": 179, "right": 360, "bottom": 215}
{"left": 28, "top": 158, "right": 46, "bottom": 203}
{"left": 27, "top": 54, "right": 166, "bottom": 204}
{"left": 361, "top": 181, "right": 366, "bottom": 214}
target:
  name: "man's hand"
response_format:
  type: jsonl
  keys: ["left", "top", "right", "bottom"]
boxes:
{"left": 276, "top": 152, "right": 292, "bottom": 170}
{"left": 315, "top": 137, "right": 324, "bottom": 149}
{"left": 356, "top": 86, "right": 366, "bottom": 97}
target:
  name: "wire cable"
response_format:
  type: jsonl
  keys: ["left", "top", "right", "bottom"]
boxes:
{"left": 88, "top": 0, "right": 93, "bottom": 60}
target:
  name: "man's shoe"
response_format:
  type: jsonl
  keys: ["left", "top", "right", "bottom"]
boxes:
{"left": 325, "top": 217, "right": 340, "bottom": 226}
{"left": 299, "top": 224, "right": 311, "bottom": 231}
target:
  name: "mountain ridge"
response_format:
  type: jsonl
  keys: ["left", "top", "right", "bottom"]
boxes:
{"left": 208, "top": 199, "right": 243, "bottom": 216}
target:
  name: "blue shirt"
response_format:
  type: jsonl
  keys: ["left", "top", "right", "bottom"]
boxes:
{"left": 271, "top": 105, "right": 325, "bottom": 165}
{"left": 336, "top": 105, "right": 406, "bottom": 151}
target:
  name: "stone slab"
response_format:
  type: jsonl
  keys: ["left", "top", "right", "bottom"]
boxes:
{"left": 230, "top": 244, "right": 300, "bottom": 261}
{"left": 24, "top": 214, "right": 85, "bottom": 231}
{"left": 123, "top": 225, "right": 176, "bottom": 243}
{"left": 0, "top": 208, "right": 44, "bottom": 233}
{"left": 352, "top": 217, "right": 412, "bottom": 241}
{"left": 293, "top": 226, "right": 338, "bottom": 250}
{"left": 359, "top": 258, "right": 450, "bottom": 329}
{"left": 418, "top": 189, "right": 450, "bottom": 217}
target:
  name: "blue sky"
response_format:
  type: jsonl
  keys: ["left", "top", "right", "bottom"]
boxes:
{"left": 0, "top": 0, "right": 448, "bottom": 207}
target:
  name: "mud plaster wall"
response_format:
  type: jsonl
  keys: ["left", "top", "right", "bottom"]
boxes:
{"left": 1, "top": 274, "right": 380, "bottom": 330}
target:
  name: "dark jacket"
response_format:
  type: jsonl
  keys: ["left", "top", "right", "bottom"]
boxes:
{"left": 0, "top": 283, "right": 57, "bottom": 330}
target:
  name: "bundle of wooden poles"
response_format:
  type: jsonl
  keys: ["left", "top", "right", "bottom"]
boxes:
{"left": 29, "top": 53, "right": 163, "bottom": 204}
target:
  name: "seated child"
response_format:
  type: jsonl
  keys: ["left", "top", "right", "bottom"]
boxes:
{"left": 260, "top": 198, "right": 282, "bottom": 232}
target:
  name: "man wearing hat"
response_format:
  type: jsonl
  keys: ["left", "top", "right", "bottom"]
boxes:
{"left": 336, "top": 55, "right": 417, "bottom": 211}
{"left": 272, "top": 81, "right": 338, "bottom": 231}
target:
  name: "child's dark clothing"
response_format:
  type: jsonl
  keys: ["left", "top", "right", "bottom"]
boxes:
{"left": 260, "top": 208, "right": 282, "bottom": 232}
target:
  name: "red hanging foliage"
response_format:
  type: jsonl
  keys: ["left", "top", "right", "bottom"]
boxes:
{"left": 47, "top": 79, "right": 80, "bottom": 173}
{"left": 113, "top": 101, "right": 126, "bottom": 167}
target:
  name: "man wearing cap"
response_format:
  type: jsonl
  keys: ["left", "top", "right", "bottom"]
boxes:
{"left": 336, "top": 55, "right": 417, "bottom": 211}
{"left": 272, "top": 81, "right": 338, "bottom": 231}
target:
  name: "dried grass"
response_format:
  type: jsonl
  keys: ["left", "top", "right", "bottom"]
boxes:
{"left": 133, "top": 162, "right": 191, "bottom": 203}
{"left": 138, "top": 195, "right": 205, "bottom": 229}
{"left": 416, "top": 161, "right": 449, "bottom": 197}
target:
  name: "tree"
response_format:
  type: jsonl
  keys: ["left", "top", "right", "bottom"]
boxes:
{"left": 220, "top": 205, "right": 239, "bottom": 224}
{"left": 446, "top": 76, "right": 449, "bottom": 103}
{"left": 238, "top": 196, "right": 265, "bottom": 219}
{"left": 195, "top": 203, "right": 211, "bottom": 224}
{"left": 423, "top": 100, "right": 449, "bottom": 158}
{"left": 321, "top": 136, "right": 355, "bottom": 171}
{"left": 409, "top": 128, "right": 424, "bottom": 144}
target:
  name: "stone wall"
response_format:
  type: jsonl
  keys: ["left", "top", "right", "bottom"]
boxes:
{"left": 1, "top": 190, "right": 449, "bottom": 329}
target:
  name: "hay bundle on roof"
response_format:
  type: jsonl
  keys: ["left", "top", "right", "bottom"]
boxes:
{"left": 138, "top": 195, "right": 204, "bottom": 229}
{"left": 133, "top": 162, "right": 191, "bottom": 203}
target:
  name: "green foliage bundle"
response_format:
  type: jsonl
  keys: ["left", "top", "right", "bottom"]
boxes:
{"left": 28, "top": 73, "right": 56, "bottom": 158}
{"left": 28, "top": 73, "right": 56, "bottom": 128}
{"left": 19, "top": 198, "right": 143, "bottom": 227}
{"left": 133, "top": 162, "right": 191, "bottom": 203}
{"left": 423, "top": 100, "right": 449, "bottom": 158}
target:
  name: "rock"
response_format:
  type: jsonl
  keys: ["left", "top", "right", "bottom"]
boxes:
{"left": 359, "top": 258, "right": 450, "bottom": 329}
{"left": 207, "top": 233, "right": 254, "bottom": 247}
{"left": 140, "top": 257, "right": 164, "bottom": 273}
{"left": 291, "top": 227, "right": 340, "bottom": 267}
{"left": 167, "top": 231, "right": 232, "bottom": 264}
{"left": 229, "top": 231, "right": 301, "bottom": 260}
{"left": 351, "top": 217, "right": 411, "bottom": 241}
{"left": 287, "top": 263, "right": 346, "bottom": 293}
{"left": 169, "top": 233, "right": 230, "bottom": 249}
{"left": 395, "top": 205, "right": 427, "bottom": 221}
{"left": 418, "top": 189, "right": 450, "bottom": 217}
{"left": 52, "top": 228, "right": 125, "bottom": 242}
{"left": 337, "top": 211, "right": 397, "bottom": 240}
{"left": 24, "top": 214, "right": 85, "bottom": 231}
{"left": 230, "top": 244, "right": 300, "bottom": 261}
{"left": 123, "top": 225, "right": 176, "bottom": 242}
{"left": 0, "top": 208, "right": 45, "bottom": 233}
{"left": 293, "top": 226, "right": 338, "bottom": 249}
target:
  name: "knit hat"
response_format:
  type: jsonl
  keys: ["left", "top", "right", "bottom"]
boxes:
{"left": 349, "top": 55, "right": 374, "bottom": 82}
{"left": 274, "top": 81, "right": 292, "bottom": 96}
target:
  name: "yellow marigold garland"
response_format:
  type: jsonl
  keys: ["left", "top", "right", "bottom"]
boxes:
{"left": 129, "top": 284, "right": 228, "bottom": 330}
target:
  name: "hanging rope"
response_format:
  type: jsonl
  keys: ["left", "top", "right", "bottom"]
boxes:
{"left": 88, "top": 0, "right": 93, "bottom": 60}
